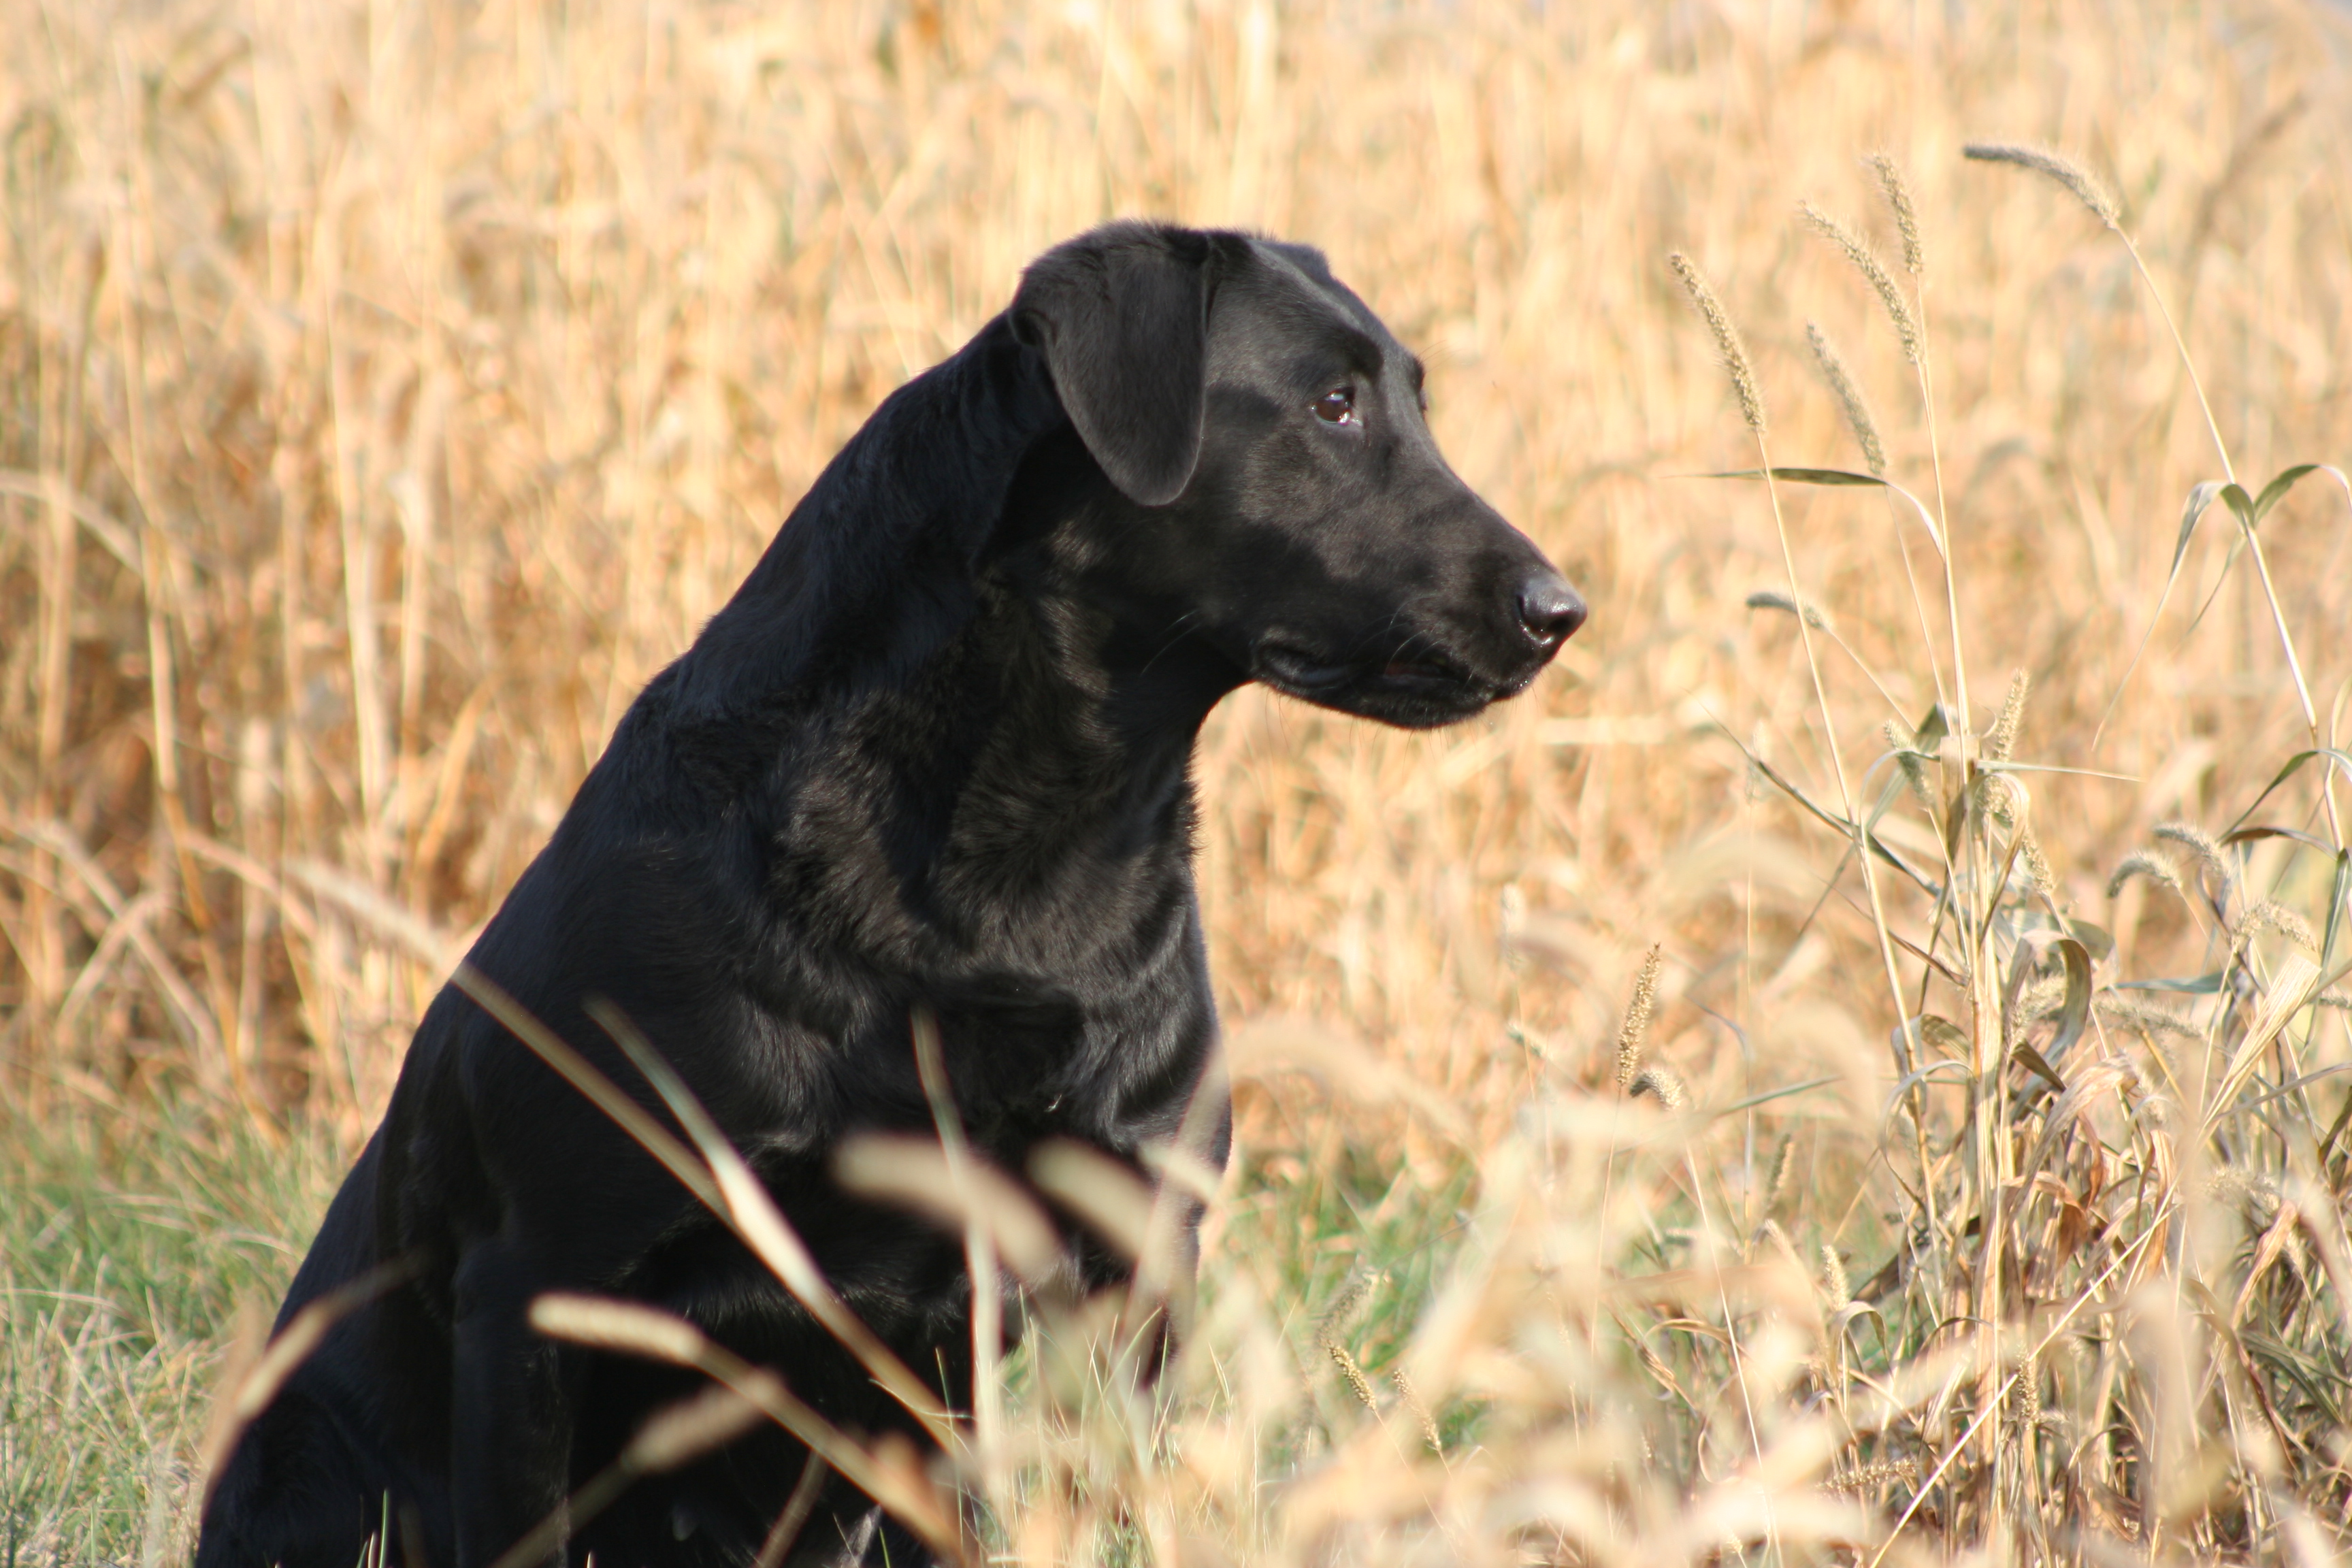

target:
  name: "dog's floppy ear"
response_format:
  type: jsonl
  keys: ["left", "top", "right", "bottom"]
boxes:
{"left": 1012, "top": 223, "right": 1215, "bottom": 507}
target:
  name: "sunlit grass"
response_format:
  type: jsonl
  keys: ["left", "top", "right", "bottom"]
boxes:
{"left": 5, "top": 0, "right": 2352, "bottom": 1561}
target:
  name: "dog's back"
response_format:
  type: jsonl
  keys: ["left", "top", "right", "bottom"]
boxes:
{"left": 199, "top": 222, "right": 1581, "bottom": 1568}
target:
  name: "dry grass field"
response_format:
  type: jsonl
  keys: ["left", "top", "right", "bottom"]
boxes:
{"left": 7, "top": 0, "right": 2352, "bottom": 1561}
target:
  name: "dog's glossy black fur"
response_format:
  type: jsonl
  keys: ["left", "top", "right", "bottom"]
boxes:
{"left": 195, "top": 223, "right": 1584, "bottom": 1568}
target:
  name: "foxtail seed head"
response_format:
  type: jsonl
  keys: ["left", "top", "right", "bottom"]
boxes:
{"left": 1615, "top": 944, "right": 1663, "bottom": 1090}
{"left": 1798, "top": 203, "right": 1923, "bottom": 366}
{"left": 1884, "top": 721, "right": 1936, "bottom": 816}
{"left": 2154, "top": 821, "right": 2234, "bottom": 903}
{"left": 1326, "top": 1342, "right": 1378, "bottom": 1412}
{"left": 1746, "top": 588, "right": 1828, "bottom": 630}
{"left": 1667, "top": 252, "right": 1767, "bottom": 438}
{"left": 1316, "top": 1265, "right": 1385, "bottom": 1345}
{"left": 1767, "top": 1132, "right": 1796, "bottom": 1214}
{"left": 2095, "top": 993, "right": 2198, "bottom": 1039}
{"left": 2239, "top": 898, "right": 2318, "bottom": 951}
{"left": 1987, "top": 668, "right": 2030, "bottom": 762}
{"left": 2106, "top": 850, "right": 2182, "bottom": 900}
{"left": 1827, "top": 1459, "right": 1922, "bottom": 1494}
{"left": 1866, "top": 152, "right": 1924, "bottom": 278}
{"left": 1630, "top": 1064, "right": 1687, "bottom": 1109}
{"left": 1391, "top": 1369, "right": 1441, "bottom": 1454}
{"left": 1806, "top": 321, "right": 1886, "bottom": 476}
{"left": 2019, "top": 830, "right": 2057, "bottom": 896}
{"left": 1963, "top": 142, "right": 2121, "bottom": 228}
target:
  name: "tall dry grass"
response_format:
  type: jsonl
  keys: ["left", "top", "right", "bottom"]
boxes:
{"left": 5, "top": 0, "right": 2352, "bottom": 1561}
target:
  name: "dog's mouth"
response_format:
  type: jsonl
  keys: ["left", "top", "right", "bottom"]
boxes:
{"left": 1251, "top": 640, "right": 1358, "bottom": 696}
{"left": 1251, "top": 636, "right": 1505, "bottom": 727}
{"left": 1377, "top": 647, "right": 1477, "bottom": 691}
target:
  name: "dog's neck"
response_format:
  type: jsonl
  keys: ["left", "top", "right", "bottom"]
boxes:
{"left": 676, "top": 314, "right": 1063, "bottom": 709}
{"left": 644, "top": 314, "right": 1239, "bottom": 956}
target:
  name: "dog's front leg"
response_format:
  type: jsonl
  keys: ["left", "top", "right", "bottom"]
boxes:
{"left": 450, "top": 1239, "right": 576, "bottom": 1567}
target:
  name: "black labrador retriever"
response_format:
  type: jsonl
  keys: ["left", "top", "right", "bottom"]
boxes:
{"left": 196, "top": 221, "right": 1584, "bottom": 1568}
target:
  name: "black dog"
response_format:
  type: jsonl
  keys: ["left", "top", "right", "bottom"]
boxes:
{"left": 195, "top": 222, "right": 1584, "bottom": 1568}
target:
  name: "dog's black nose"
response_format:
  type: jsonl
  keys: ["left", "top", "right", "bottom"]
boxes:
{"left": 1517, "top": 572, "right": 1587, "bottom": 647}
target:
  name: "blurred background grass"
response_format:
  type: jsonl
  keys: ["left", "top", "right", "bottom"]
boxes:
{"left": 5, "top": 0, "right": 2352, "bottom": 1561}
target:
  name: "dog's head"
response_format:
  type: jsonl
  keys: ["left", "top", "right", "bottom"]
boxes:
{"left": 1013, "top": 222, "right": 1584, "bottom": 729}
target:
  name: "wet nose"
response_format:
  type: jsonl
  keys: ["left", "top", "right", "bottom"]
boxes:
{"left": 1517, "top": 571, "right": 1587, "bottom": 648}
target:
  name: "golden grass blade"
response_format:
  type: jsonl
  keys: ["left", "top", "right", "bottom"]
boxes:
{"left": 1705, "top": 466, "right": 1948, "bottom": 559}
{"left": 1028, "top": 1139, "right": 1156, "bottom": 1261}
{"left": 753, "top": 1453, "right": 833, "bottom": 1568}
{"left": 2205, "top": 954, "right": 2321, "bottom": 1133}
{"left": 528, "top": 1294, "right": 966, "bottom": 1562}
{"left": 1226, "top": 1017, "right": 1466, "bottom": 1139}
{"left": 197, "top": 1254, "right": 423, "bottom": 1511}
{"left": 583, "top": 1000, "right": 958, "bottom": 1448}
{"left": 626, "top": 1383, "right": 766, "bottom": 1473}
{"left": 906, "top": 1007, "right": 1005, "bottom": 1486}
{"left": 1865, "top": 1213, "right": 2170, "bottom": 1568}
{"left": 833, "top": 1132, "right": 1063, "bottom": 1288}
{"left": 447, "top": 969, "right": 723, "bottom": 1214}
{"left": 485, "top": 1385, "right": 764, "bottom": 1568}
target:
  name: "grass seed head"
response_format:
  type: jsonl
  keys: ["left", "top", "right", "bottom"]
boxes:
{"left": 1974, "top": 769, "right": 2025, "bottom": 828}
{"left": 1883, "top": 721, "right": 1936, "bottom": 816}
{"left": 2010, "top": 1350, "right": 2043, "bottom": 1431}
{"left": 1827, "top": 1459, "right": 1922, "bottom": 1494}
{"left": 1316, "top": 1264, "right": 1386, "bottom": 1344}
{"left": 1745, "top": 588, "right": 1829, "bottom": 630}
{"left": 2206, "top": 1165, "right": 2283, "bottom": 1216}
{"left": 1629, "top": 1064, "right": 1687, "bottom": 1109}
{"left": 2106, "top": 850, "right": 2183, "bottom": 900}
{"left": 1798, "top": 201, "right": 1923, "bottom": 365}
{"left": 2238, "top": 898, "right": 2317, "bottom": 951}
{"left": 1987, "top": 668, "right": 2030, "bottom": 762}
{"left": 1615, "top": 943, "right": 1664, "bottom": 1090}
{"left": 2011, "top": 973, "right": 2070, "bottom": 1032}
{"left": 1767, "top": 1132, "right": 1796, "bottom": 1214}
{"left": 2019, "top": 830, "right": 2057, "bottom": 896}
{"left": 1963, "top": 142, "right": 2121, "bottom": 227}
{"left": 1866, "top": 152, "right": 1924, "bottom": 277}
{"left": 1820, "top": 1243, "right": 1850, "bottom": 1305}
{"left": 1667, "top": 252, "right": 1767, "bottom": 438}
{"left": 1326, "top": 1342, "right": 1378, "bottom": 1412}
{"left": 2153, "top": 821, "right": 2234, "bottom": 900}
{"left": 1391, "top": 1368, "right": 1442, "bottom": 1454}
{"left": 2095, "top": 994, "right": 2199, "bottom": 1039}
{"left": 1805, "top": 321, "right": 1887, "bottom": 476}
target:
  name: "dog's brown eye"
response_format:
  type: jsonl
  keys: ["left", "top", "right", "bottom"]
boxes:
{"left": 1314, "top": 387, "right": 1356, "bottom": 425}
